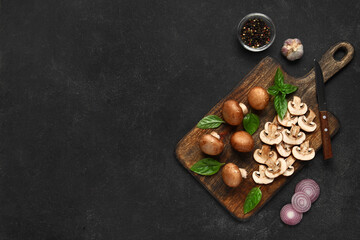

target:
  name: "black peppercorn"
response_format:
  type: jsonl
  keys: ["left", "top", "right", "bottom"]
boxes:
{"left": 240, "top": 18, "right": 271, "bottom": 48}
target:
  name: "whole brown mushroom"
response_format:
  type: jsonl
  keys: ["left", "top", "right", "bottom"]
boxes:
{"left": 230, "top": 131, "right": 254, "bottom": 152}
{"left": 199, "top": 132, "right": 224, "bottom": 156}
{"left": 222, "top": 163, "right": 242, "bottom": 187}
{"left": 222, "top": 100, "right": 245, "bottom": 126}
{"left": 247, "top": 86, "right": 269, "bottom": 110}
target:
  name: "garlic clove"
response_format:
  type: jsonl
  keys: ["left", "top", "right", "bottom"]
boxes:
{"left": 281, "top": 38, "right": 304, "bottom": 61}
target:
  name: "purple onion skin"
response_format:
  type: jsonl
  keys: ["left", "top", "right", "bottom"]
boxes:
{"left": 292, "top": 192, "right": 311, "bottom": 213}
{"left": 295, "top": 179, "right": 320, "bottom": 203}
{"left": 280, "top": 204, "right": 303, "bottom": 226}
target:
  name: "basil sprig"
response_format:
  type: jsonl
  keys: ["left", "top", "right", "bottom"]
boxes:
{"left": 243, "top": 187, "right": 262, "bottom": 214}
{"left": 190, "top": 158, "right": 225, "bottom": 176}
{"left": 267, "top": 68, "right": 298, "bottom": 119}
{"left": 243, "top": 113, "right": 260, "bottom": 135}
{"left": 197, "top": 115, "right": 224, "bottom": 129}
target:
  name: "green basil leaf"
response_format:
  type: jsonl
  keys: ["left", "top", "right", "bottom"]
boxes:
{"left": 244, "top": 187, "right": 262, "bottom": 214}
{"left": 274, "top": 68, "right": 284, "bottom": 87}
{"left": 280, "top": 84, "right": 298, "bottom": 95}
{"left": 243, "top": 113, "right": 260, "bottom": 135}
{"left": 197, "top": 115, "right": 225, "bottom": 129}
{"left": 274, "top": 94, "right": 287, "bottom": 120}
{"left": 190, "top": 158, "right": 225, "bottom": 176}
{"left": 267, "top": 85, "right": 280, "bottom": 96}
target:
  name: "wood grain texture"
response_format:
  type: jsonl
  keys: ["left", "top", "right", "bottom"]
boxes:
{"left": 175, "top": 42, "right": 354, "bottom": 220}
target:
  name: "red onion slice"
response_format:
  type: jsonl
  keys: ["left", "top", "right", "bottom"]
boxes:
{"left": 295, "top": 179, "right": 320, "bottom": 203}
{"left": 280, "top": 204, "right": 303, "bottom": 225}
{"left": 291, "top": 192, "right": 311, "bottom": 213}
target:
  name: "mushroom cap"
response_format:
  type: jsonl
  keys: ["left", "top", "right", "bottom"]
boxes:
{"left": 265, "top": 158, "right": 287, "bottom": 178}
{"left": 247, "top": 87, "right": 269, "bottom": 110}
{"left": 292, "top": 141, "right": 315, "bottom": 161}
{"left": 283, "top": 166, "right": 294, "bottom": 176}
{"left": 277, "top": 111, "right": 299, "bottom": 127}
{"left": 199, "top": 133, "right": 224, "bottom": 155}
{"left": 222, "top": 163, "right": 242, "bottom": 187}
{"left": 252, "top": 165, "right": 274, "bottom": 184}
{"left": 260, "top": 129, "right": 283, "bottom": 145}
{"left": 282, "top": 128, "right": 306, "bottom": 145}
{"left": 230, "top": 131, "right": 254, "bottom": 152}
{"left": 288, "top": 96, "right": 308, "bottom": 115}
{"left": 253, "top": 145, "right": 278, "bottom": 164}
{"left": 276, "top": 142, "right": 292, "bottom": 157}
{"left": 222, "top": 100, "right": 244, "bottom": 126}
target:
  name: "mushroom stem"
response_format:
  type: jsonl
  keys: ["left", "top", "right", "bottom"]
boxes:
{"left": 306, "top": 109, "right": 316, "bottom": 123}
{"left": 258, "top": 165, "right": 267, "bottom": 177}
{"left": 293, "top": 96, "right": 301, "bottom": 107}
{"left": 261, "top": 145, "right": 271, "bottom": 157}
{"left": 268, "top": 123, "right": 278, "bottom": 138}
{"left": 210, "top": 131, "right": 220, "bottom": 139}
{"left": 300, "top": 141, "right": 310, "bottom": 154}
{"left": 290, "top": 125, "right": 300, "bottom": 137}
{"left": 265, "top": 158, "right": 280, "bottom": 172}
{"left": 286, "top": 155, "right": 296, "bottom": 167}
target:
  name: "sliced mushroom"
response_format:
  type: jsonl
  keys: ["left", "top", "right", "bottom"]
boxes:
{"left": 298, "top": 109, "right": 317, "bottom": 132}
{"left": 288, "top": 96, "right": 308, "bottom": 116}
{"left": 283, "top": 155, "right": 296, "bottom": 176}
{"left": 265, "top": 118, "right": 283, "bottom": 132}
{"left": 276, "top": 142, "right": 292, "bottom": 157}
{"left": 282, "top": 124, "right": 306, "bottom": 145}
{"left": 265, "top": 158, "right": 287, "bottom": 178}
{"left": 277, "top": 111, "right": 299, "bottom": 127}
{"left": 260, "top": 123, "right": 283, "bottom": 145}
{"left": 292, "top": 140, "right": 315, "bottom": 161}
{"left": 253, "top": 145, "right": 278, "bottom": 165}
{"left": 252, "top": 165, "right": 274, "bottom": 184}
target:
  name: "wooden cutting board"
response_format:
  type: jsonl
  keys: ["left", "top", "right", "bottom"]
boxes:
{"left": 175, "top": 42, "right": 354, "bottom": 221}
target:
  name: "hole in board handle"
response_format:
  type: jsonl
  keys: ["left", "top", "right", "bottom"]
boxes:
{"left": 333, "top": 47, "right": 347, "bottom": 62}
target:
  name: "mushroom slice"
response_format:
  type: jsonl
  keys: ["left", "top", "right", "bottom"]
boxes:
{"left": 260, "top": 123, "right": 283, "bottom": 145}
{"left": 276, "top": 142, "right": 292, "bottom": 157}
{"left": 298, "top": 109, "right": 317, "bottom": 132}
{"left": 283, "top": 155, "right": 296, "bottom": 176}
{"left": 253, "top": 165, "right": 274, "bottom": 184}
{"left": 265, "top": 118, "right": 283, "bottom": 132}
{"left": 253, "top": 145, "right": 278, "bottom": 164}
{"left": 282, "top": 124, "right": 306, "bottom": 145}
{"left": 288, "top": 96, "right": 308, "bottom": 116}
{"left": 292, "top": 140, "right": 315, "bottom": 161}
{"left": 265, "top": 158, "right": 287, "bottom": 178}
{"left": 277, "top": 111, "right": 299, "bottom": 127}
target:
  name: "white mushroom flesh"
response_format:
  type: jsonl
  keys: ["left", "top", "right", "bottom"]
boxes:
{"left": 252, "top": 165, "right": 274, "bottom": 184}
{"left": 298, "top": 109, "right": 317, "bottom": 132}
{"left": 292, "top": 140, "right": 315, "bottom": 161}
{"left": 288, "top": 96, "right": 308, "bottom": 115}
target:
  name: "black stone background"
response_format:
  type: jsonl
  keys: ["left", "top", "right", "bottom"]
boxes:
{"left": 0, "top": 0, "right": 359, "bottom": 239}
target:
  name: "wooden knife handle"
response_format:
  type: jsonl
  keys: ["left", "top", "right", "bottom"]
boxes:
{"left": 319, "top": 111, "right": 333, "bottom": 160}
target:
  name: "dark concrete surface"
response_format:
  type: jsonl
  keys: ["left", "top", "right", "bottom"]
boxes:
{"left": 0, "top": 0, "right": 359, "bottom": 239}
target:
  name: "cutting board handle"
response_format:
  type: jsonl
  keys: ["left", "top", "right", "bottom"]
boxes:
{"left": 318, "top": 42, "right": 354, "bottom": 83}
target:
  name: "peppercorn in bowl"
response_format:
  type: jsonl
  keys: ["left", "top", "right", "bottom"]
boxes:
{"left": 237, "top": 13, "right": 276, "bottom": 52}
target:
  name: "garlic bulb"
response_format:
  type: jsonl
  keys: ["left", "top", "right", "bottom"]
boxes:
{"left": 281, "top": 38, "right": 304, "bottom": 61}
